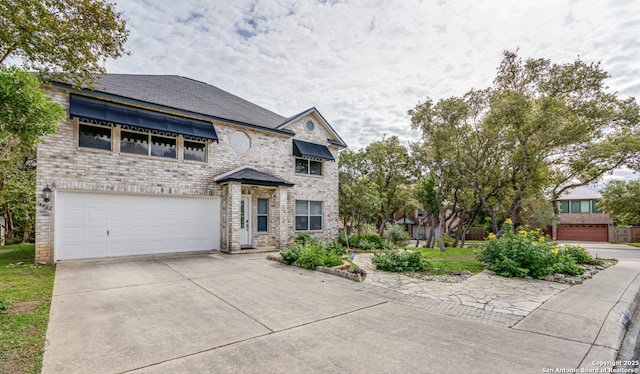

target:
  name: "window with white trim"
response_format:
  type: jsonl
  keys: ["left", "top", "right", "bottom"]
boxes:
{"left": 295, "top": 158, "right": 323, "bottom": 176}
{"left": 257, "top": 198, "right": 268, "bottom": 232}
{"left": 295, "top": 200, "right": 323, "bottom": 231}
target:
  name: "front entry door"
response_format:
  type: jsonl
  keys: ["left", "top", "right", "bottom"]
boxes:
{"left": 240, "top": 196, "right": 251, "bottom": 247}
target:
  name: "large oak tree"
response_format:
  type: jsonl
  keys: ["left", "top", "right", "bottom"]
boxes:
{"left": 410, "top": 50, "right": 640, "bottom": 233}
{"left": 0, "top": 0, "right": 129, "bottom": 88}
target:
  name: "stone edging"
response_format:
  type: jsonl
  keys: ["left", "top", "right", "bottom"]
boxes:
{"left": 541, "top": 261, "right": 617, "bottom": 285}
{"left": 266, "top": 254, "right": 366, "bottom": 282}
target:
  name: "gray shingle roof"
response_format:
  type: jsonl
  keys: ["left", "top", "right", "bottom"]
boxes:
{"left": 214, "top": 167, "right": 294, "bottom": 187}
{"left": 85, "top": 74, "right": 288, "bottom": 129}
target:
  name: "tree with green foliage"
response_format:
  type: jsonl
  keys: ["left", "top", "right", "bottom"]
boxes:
{"left": 598, "top": 180, "right": 640, "bottom": 226}
{"left": 364, "top": 136, "right": 411, "bottom": 235}
{"left": 338, "top": 149, "right": 380, "bottom": 236}
{"left": 490, "top": 51, "right": 640, "bottom": 220}
{"left": 0, "top": 67, "right": 64, "bottom": 242}
{"left": 410, "top": 50, "right": 640, "bottom": 235}
{"left": 0, "top": 0, "right": 129, "bottom": 88}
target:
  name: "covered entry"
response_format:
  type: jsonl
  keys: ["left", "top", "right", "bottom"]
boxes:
{"left": 215, "top": 167, "right": 293, "bottom": 253}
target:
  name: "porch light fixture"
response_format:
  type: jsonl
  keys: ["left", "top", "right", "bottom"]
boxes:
{"left": 42, "top": 185, "right": 52, "bottom": 203}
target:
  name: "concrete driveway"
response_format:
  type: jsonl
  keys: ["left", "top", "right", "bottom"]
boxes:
{"left": 43, "top": 250, "right": 627, "bottom": 374}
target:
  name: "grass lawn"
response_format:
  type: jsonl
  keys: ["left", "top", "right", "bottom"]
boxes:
{"left": 0, "top": 244, "right": 55, "bottom": 374}
{"left": 415, "top": 246, "right": 486, "bottom": 274}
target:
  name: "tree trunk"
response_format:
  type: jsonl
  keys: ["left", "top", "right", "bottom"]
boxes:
{"left": 3, "top": 202, "right": 13, "bottom": 244}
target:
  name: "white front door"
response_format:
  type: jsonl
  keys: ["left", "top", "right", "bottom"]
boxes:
{"left": 240, "top": 195, "right": 251, "bottom": 247}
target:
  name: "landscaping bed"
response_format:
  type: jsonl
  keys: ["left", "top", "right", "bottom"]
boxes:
{"left": 267, "top": 254, "right": 366, "bottom": 282}
{"left": 273, "top": 234, "right": 367, "bottom": 282}
{"left": 0, "top": 244, "right": 55, "bottom": 374}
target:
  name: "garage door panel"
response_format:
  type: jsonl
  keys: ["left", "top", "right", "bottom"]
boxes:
{"left": 88, "top": 210, "right": 108, "bottom": 221}
{"left": 87, "top": 243, "right": 107, "bottom": 255}
{"left": 556, "top": 225, "right": 608, "bottom": 241}
{"left": 56, "top": 192, "right": 220, "bottom": 260}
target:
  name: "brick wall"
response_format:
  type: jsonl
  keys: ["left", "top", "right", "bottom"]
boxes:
{"left": 35, "top": 87, "right": 342, "bottom": 262}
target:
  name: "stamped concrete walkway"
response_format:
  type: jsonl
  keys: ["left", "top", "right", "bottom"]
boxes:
{"left": 352, "top": 253, "right": 568, "bottom": 327}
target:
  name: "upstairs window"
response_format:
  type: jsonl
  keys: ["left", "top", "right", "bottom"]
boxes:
{"left": 151, "top": 135, "right": 176, "bottom": 158}
{"left": 559, "top": 201, "right": 569, "bottom": 213}
{"left": 592, "top": 200, "right": 602, "bottom": 213}
{"left": 570, "top": 200, "right": 591, "bottom": 213}
{"left": 120, "top": 130, "right": 148, "bottom": 155}
{"left": 295, "top": 158, "right": 323, "bottom": 176}
{"left": 79, "top": 123, "right": 112, "bottom": 150}
{"left": 184, "top": 140, "right": 206, "bottom": 162}
{"left": 120, "top": 130, "right": 176, "bottom": 159}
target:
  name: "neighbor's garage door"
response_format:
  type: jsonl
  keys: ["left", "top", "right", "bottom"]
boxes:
{"left": 55, "top": 192, "right": 220, "bottom": 260}
{"left": 556, "top": 224, "right": 608, "bottom": 242}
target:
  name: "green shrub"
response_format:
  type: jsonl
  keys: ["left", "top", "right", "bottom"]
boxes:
{"left": 364, "top": 233, "right": 384, "bottom": 249}
{"left": 442, "top": 233, "right": 455, "bottom": 248}
{"left": 296, "top": 245, "right": 326, "bottom": 269}
{"left": 294, "top": 233, "right": 316, "bottom": 245}
{"left": 562, "top": 244, "right": 592, "bottom": 264}
{"left": 283, "top": 240, "right": 345, "bottom": 269}
{"left": 356, "top": 239, "right": 376, "bottom": 250}
{"left": 348, "top": 234, "right": 360, "bottom": 248}
{"left": 324, "top": 251, "right": 344, "bottom": 268}
{"left": 384, "top": 224, "right": 411, "bottom": 247}
{"left": 280, "top": 243, "right": 303, "bottom": 265}
{"left": 477, "top": 220, "right": 587, "bottom": 278}
{"left": 338, "top": 231, "right": 348, "bottom": 246}
{"left": 323, "top": 241, "right": 346, "bottom": 256}
{"left": 372, "top": 250, "right": 432, "bottom": 272}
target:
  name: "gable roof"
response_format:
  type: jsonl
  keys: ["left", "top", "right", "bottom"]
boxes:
{"left": 557, "top": 185, "right": 602, "bottom": 200}
{"left": 278, "top": 107, "right": 347, "bottom": 148}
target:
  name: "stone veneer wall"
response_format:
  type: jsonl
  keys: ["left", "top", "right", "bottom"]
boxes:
{"left": 35, "top": 87, "right": 342, "bottom": 262}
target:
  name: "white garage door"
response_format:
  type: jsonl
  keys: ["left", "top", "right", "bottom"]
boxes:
{"left": 55, "top": 192, "right": 220, "bottom": 261}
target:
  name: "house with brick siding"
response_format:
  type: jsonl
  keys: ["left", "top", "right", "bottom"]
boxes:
{"left": 35, "top": 75, "right": 346, "bottom": 263}
{"left": 552, "top": 185, "right": 613, "bottom": 242}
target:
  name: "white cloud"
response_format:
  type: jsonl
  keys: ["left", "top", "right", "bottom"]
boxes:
{"left": 107, "top": 0, "right": 640, "bottom": 170}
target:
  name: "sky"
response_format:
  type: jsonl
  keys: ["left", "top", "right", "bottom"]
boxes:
{"left": 104, "top": 0, "right": 639, "bottom": 180}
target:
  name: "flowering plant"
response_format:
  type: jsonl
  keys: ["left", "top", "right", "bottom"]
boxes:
{"left": 477, "top": 220, "right": 588, "bottom": 278}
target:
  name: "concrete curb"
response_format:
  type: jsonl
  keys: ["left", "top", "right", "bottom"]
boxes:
{"left": 579, "top": 269, "right": 640, "bottom": 368}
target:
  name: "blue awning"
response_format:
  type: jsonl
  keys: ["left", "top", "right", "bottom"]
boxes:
{"left": 292, "top": 139, "right": 335, "bottom": 161}
{"left": 69, "top": 94, "right": 218, "bottom": 142}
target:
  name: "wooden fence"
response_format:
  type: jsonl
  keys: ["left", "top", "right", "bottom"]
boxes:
{"left": 612, "top": 227, "right": 640, "bottom": 243}
{"left": 464, "top": 227, "right": 487, "bottom": 241}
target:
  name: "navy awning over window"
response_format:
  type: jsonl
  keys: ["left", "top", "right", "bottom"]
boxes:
{"left": 292, "top": 139, "right": 335, "bottom": 161}
{"left": 69, "top": 94, "right": 218, "bottom": 142}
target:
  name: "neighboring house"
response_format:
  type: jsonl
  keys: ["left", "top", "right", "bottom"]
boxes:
{"left": 35, "top": 75, "right": 347, "bottom": 263}
{"left": 552, "top": 185, "right": 614, "bottom": 242}
{"left": 395, "top": 210, "right": 432, "bottom": 239}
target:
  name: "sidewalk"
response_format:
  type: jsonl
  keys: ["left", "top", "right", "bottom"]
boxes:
{"left": 351, "top": 243, "right": 640, "bottom": 369}
{"left": 353, "top": 253, "right": 569, "bottom": 326}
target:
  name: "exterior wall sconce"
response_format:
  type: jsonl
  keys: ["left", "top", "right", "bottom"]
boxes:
{"left": 42, "top": 185, "right": 52, "bottom": 203}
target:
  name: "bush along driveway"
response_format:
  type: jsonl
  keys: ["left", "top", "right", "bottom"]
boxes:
{"left": 0, "top": 244, "right": 55, "bottom": 374}
{"left": 274, "top": 234, "right": 367, "bottom": 281}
